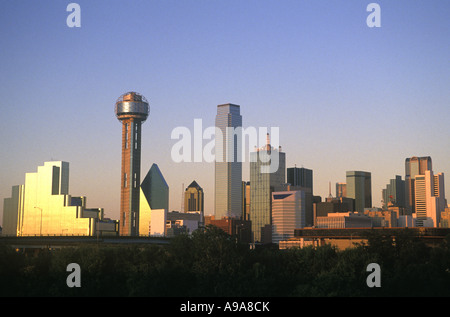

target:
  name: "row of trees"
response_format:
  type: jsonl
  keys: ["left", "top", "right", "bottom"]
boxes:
{"left": 1, "top": 226, "right": 450, "bottom": 297}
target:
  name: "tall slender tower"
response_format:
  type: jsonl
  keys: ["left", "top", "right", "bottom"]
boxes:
{"left": 115, "top": 92, "right": 149, "bottom": 236}
{"left": 214, "top": 103, "right": 242, "bottom": 219}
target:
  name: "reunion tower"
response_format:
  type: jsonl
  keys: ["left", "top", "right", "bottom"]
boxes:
{"left": 115, "top": 92, "right": 149, "bottom": 236}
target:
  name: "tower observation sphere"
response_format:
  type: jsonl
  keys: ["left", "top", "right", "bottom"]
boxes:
{"left": 115, "top": 91, "right": 149, "bottom": 236}
{"left": 115, "top": 91, "right": 150, "bottom": 121}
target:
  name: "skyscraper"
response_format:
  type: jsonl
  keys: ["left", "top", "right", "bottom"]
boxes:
{"left": 115, "top": 92, "right": 149, "bottom": 236}
{"left": 139, "top": 163, "right": 169, "bottom": 236}
{"left": 346, "top": 171, "right": 372, "bottom": 212}
{"left": 184, "top": 180, "right": 204, "bottom": 213}
{"left": 414, "top": 170, "right": 443, "bottom": 227}
{"left": 336, "top": 183, "right": 347, "bottom": 198}
{"left": 287, "top": 167, "right": 313, "bottom": 227}
{"left": 271, "top": 190, "right": 305, "bottom": 244}
{"left": 405, "top": 156, "right": 432, "bottom": 214}
{"left": 287, "top": 167, "right": 313, "bottom": 190}
{"left": 214, "top": 103, "right": 242, "bottom": 219}
{"left": 242, "top": 181, "right": 251, "bottom": 220}
{"left": 250, "top": 134, "right": 286, "bottom": 243}
{"left": 382, "top": 175, "right": 405, "bottom": 210}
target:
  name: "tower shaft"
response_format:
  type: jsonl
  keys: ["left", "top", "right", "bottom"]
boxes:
{"left": 120, "top": 118, "right": 143, "bottom": 236}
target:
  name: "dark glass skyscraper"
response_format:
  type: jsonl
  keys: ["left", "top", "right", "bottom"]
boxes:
{"left": 141, "top": 163, "right": 169, "bottom": 211}
{"left": 287, "top": 167, "right": 314, "bottom": 227}
{"left": 382, "top": 175, "right": 405, "bottom": 209}
{"left": 287, "top": 167, "right": 313, "bottom": 190}
{"left": 346, "top": 171, "right": 371, "bottom": 212}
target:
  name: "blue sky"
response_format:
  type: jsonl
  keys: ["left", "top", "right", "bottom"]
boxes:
{"left": 1, "top": 0, "right": 449, "bottom": 222}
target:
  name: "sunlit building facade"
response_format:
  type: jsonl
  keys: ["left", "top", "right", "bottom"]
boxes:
{"left": 242, "top": 181, "right": 251, "bottom": 220}
{"left": 184, "top": 180, "right": 204, "bottom": 213}
{"left": 139, "top": 163, "right": 169, "bottom": 236}
{"left": 271, "top": 190, "right": 305, "bottom": 244}
{"left": 414, "top": 170, "right": 445, "bottom": 227}
{"left": 405, "top": 156, "right": 432, "bottom": 214}
{"left": 382, "top": 175, "right": 405, "bottom": 210}
{"left": 2, "top": 161, "right": 116, "bottom": 236}
{"left": 214, "top": 103, "right": 242, "bottom": 219}
{"left": 250, "top": 134, "right": 286, "bottom": 244}
{"left": 336, "top": 182, "right": 347, "bottom": 198}
{"left": 316, "top": 212, "right": 372, "bottom": 229}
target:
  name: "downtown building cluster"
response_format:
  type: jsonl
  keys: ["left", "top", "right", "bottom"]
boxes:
{"left": 211, "top": 104, "right": 449, "bottom": 247}
{"left": 2, "top": 97, "right": 449, "bottom": 247}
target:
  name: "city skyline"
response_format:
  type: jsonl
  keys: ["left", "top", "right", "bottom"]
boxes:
{"left": 1, "top": 1, "right": 449, "bottom": 225}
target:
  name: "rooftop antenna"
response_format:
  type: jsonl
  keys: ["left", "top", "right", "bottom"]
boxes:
{"left": 328, "top": 182, "right": 333, "bottom": 199}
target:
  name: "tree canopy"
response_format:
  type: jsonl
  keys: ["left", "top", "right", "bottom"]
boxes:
{"left": 1, "top": 225, "right": 449, "bottom": 297}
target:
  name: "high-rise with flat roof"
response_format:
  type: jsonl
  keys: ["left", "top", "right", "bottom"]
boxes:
{"left": 287, "top": 167, "right": 313, "bottom": 190}
{"left": 287, "top": 167, "right": 313, "bottom": 227}
{"left": 414, "top": 170, "right": 446, "bottom": 227}
{"left": 336, "top": 183, "right": 347, "bottom": 198}
{"left": 214, "top": 103, "right": 242, "bottom": 219}
{"left": 272, "top": 190, "right": 305, "bottom": 244}
{"left": 382, "top": 175, "right": 405, "bottom": 210}
{"left": 346, "top": 171, "right": 372, "bottom": 212}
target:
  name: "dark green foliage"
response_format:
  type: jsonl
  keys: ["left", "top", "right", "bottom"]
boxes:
{"left": 1, "top": 229, "right": 449, "bottom": 297}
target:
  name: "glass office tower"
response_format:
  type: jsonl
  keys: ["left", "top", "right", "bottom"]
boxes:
{"left": 140, "top": 163, "right": 169, "bottom": 211}
{"left": 346, "top": 171, "right": 372, "bottom": 212}
{"left": 250, "top": 135, "right": 286, "bottom": 244}
{"left": 214, "top": 103, "right": 242, "bottom": 219}
{"left": 382, "top": 175, "right": 405, "bottom": 209}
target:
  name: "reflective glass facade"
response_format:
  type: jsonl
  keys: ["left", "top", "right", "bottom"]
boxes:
{"left": 214, "top": 104, "right": 242, "bottom": 219}
{"left": 141, "top": 164, "right": 169, "bottom": 211}
{"left": 250, "top": 146, "right": 286, "bottom": 243}
{"left": 346, "top": 171, "right": 372, "bottom": 212}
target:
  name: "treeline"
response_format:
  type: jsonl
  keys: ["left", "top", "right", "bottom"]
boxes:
{"left": 1, "top": 226, "right": 450, "bottom": 297}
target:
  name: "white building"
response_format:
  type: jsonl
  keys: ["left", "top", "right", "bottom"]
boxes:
{"left": 415, "top": 170, "right": 445, "bottom": 227}
{"left": 272, "top": 190, "right": 305, "bottom": 244}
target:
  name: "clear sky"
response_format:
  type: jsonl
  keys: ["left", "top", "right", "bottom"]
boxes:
{"left": 1, "top": 0, "right": 449, "bottom": 223}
